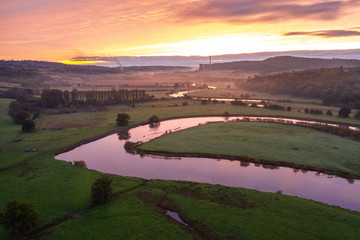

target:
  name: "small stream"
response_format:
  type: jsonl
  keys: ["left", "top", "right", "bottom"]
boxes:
{"left": 166, "top": 210, "right": 194, "bottom": 230}
{"left": 56, "top": 116, "right": 360, "bottom": 212}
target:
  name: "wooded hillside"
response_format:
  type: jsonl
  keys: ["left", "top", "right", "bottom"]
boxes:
{"left": 240, "top": 67, "right": 360, "bottom": 108}
{"left": 211, "top": 56, "right": 360, "bottom": 73}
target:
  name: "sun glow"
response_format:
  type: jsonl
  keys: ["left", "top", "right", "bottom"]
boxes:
{"left": 113, "top": 33, "right": 360, "bottom": 57}
{"left": 57, "top": 60, "right": 107, "bottom": 65}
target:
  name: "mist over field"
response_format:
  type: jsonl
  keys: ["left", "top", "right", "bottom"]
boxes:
{"left": 77, "top": 49, "right": 360, "bottom": 67}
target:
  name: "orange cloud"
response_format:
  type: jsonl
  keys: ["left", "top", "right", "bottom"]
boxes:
{"left": 1, "top": 0, "right": 360, "bottom": 61}
{"left": 283, "top": 29, "right": 360, "bottom": 38}
{"left": 175, "top": 0, "right": 358, "bottom": 23}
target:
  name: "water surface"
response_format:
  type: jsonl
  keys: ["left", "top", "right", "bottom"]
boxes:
{"left": 56, "top": 117, "right": 360, "bottom": 212}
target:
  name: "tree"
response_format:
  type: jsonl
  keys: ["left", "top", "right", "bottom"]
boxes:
{"left": 326, "top": 110, "right": 333, "bottom": 116}
{"left": 355, "top": 111, "right": 360, "bottom": 120}
{"left": 14, "top": 110, "right": 30, "bottom": 124}
{"left": 91, "top": 176, "right": 113, "bottom": 206}
{"left": 116, "top": 113, "right": 130, "bottom": 126}
{"left": 0, "top": 200, "right": 39, "bottom": 238}
{"left": 149, "top": 115, "right": 160, "bottom": 124}
{"left": 338, "top": 107, "right": 351, "bottom": 118}
{"left": 8, "top": 101, "right": 22, "bottom": 118}
{"left": 22, "top": 120, "right": 36, "bottom": 132}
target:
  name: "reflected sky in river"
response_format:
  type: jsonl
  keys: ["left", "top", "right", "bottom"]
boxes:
{"left": 56, "top": 116, "right": 360, "bottom": 212}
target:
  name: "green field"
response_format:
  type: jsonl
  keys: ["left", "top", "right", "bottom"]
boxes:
{"left": 187, "top": 86, "right": 324, "bottom": 104}
{"left": 1, "top": 98, "right": 360, "bottom": 239}
{"left": 140, "top": 122, "right": 360, "bottom": 176}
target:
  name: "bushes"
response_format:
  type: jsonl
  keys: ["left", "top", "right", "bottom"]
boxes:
{"left": 0, "top": 200, "right": 39, "bottom": 238}
{"left": 304, "top": 108, "right": 323, "bottom": 115}
{"left": 124, "top": 141, "right": 141, "bottom": 154}
{"left": 73, "top": 160, "right": 87, "bottom": 168}
{"left": 91, "top": 176, "right": 113, "bottom": 206}
{"left": 355, "top": 111, "right": 360, "bottom": 120}
{"left": 149, "top": 115, "right": 160, "bottom": 124}
{"left": 13, "top": 110, "right": 30, "bottom": 124}
{"left": 21, "top": 119, "right": 36, "bottom": 132}
{"left": 231, "top": 100, "right": 247, "bottom": 106}
{"left": 264, "top": 104, "right": 285, "bottom": 111}
{"left": 116, "top": 113, "right": 130, "bottom": 126}
{"left": 338, "top": 107, "right": 351, "bottom": 118}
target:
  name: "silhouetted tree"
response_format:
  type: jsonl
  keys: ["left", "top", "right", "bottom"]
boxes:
{"left": 41, "top": 89, "right": 64, "bottom": 108}
{"left": 0, "top": 200, "right": 39, "bottom": 239}
{"left": 355, "top": 111, "right": 360, "bottom": 120}
{"left": 21, "top": 120, "right": 36, "bottom": 132}
{"left": 326, "top": 110, "right": 333, "bottom": 116}
{"left": 91, "top": 176, "right": 113, "bottom": 206}
{"left": 116, "top": 113, "right": 130, "bottom": 126}
{"left": 338, "top": 107, "right": 351, "bottom": 118}
{"left": 149, "top": 115, "right": 160, "bottom": 124}
{"left": 14, "top": 110, "right": 30, "bottom": 124}
{"left": 8, "top": 101, "right": 22, "bottom": 118}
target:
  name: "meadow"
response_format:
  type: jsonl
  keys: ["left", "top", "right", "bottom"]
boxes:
{"left": 1, "top": 97, "right": 360, "bottom": 239}
{"left": 140, "top": 122, "right": 360, "bottom": 176}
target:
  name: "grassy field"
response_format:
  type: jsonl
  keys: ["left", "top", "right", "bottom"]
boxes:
{"left": 140, "top": 122, "right": 360, "bottom": 176}
{"left": 187, "top": 85, "right": 324, "bottom": 104}
{"left": 1, "top": 98, "right": 360, "bottom": 239}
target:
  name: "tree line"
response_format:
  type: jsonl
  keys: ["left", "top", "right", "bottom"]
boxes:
{"left": 240, "top": 67, "right": 360, "bottom": 109}
{"left": 41, "top": 88, "right": 151, "bottom": 108}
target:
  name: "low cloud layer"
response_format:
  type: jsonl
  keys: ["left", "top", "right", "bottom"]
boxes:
{"left": 283, "top": 29, "right": 360, "bottom": 38}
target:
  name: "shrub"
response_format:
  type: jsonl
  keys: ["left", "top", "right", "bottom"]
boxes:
{"left": 14, "top": 110, "right": 30, "bottom": 124}
{"left": 73, "top": 160, "right": 87, "bottom": 168}
{"left": 231, "top": 100, "right": 247, "bottom": 106}
{"left": 21, "top": 120, "right": 36, "bottom": 132}
{"left": 355, "top": 111, "right": 360, "bottom": 120}
{"left": 182, "top": 102, "right": 188, "bottom": 106}
{"left": 338, "top": 107, "right": 351, "bottom": 118}
{"left": 149, "top": 115, "right": 160, "bottom": 124}
{"left": 116, "top": 113, "right": 130, "bottom": 126}
{"left": 91, "top": 176, "right": 113, "bottom": 206}
{"left": 8, "top": 101, "right": 22, "bottom": 118}
{"left": 124, "top": 141, "right": 140, "bottom": 154}
{"left": 0, "top": 200, "right": 39, "bottom": 238}
{"left": 264, "top": 104, "right": 285, "bottom": 111}
{"left": 326, "top": 110, "right": 333, "bottom": 116}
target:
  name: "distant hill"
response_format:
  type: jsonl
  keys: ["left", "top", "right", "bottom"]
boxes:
{"left": 0, "top": 60, "right": 192, "bottom": 88}
{"left": 0, "top": 60, "right": 190, "bottom": 73}
{"left": 210, "top": 56, "right": 360, "bottom": 73}
{"left": 71, "top": 49, "right": 360, "bottom": 67}
{"left": 0, "top": 60, "right": 122, "bottom": 74}
{"left": 240, "top": 66, "right": 360, "bottom": 109}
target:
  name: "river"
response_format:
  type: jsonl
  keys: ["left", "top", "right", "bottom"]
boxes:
{"left": 55, "top": 116, "right": 360, "bottom": 212}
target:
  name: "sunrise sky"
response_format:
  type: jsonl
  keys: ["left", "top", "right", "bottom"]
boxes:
{"left": 1, "top": 0, "right": 360, "bottom": 64}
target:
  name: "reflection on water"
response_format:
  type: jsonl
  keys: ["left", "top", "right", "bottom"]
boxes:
{"left": 117, "top": 130, "right": 131, "bottom": 140}
{"left": 56, "top": 116, "right": 360, "bottom": 212}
